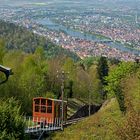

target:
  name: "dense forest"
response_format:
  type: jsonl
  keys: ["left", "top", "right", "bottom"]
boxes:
{"left": 0, "top": 21, "right": 140, "bottom": 139}
{"left": 0, "top": 39, "right": 104, "bottom": 114}
{"left": 0, "top": 37, "right": 105, "bottom": 138}
{"left": 0, "top": 20, "right": 80, "bottom": 61}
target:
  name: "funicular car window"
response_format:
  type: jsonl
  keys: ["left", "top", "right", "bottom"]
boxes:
{"left": 34, "top": 99, "right": 40, "bottom": 105}
{"left": 41, "top": 99, "right": 46, "bottom": 105}
{"left": 47, "top": 100, "right": 52, "bottom": 106}
{"left": 47, "top": 106, "right": 52, "bottom": 113}
{"left": 44, "top": 99, "right": 52, "bottom": 113}
{"left": 35, "top": 106, "right": 40, "bottom": 112}
{"left": 41, "top": 106, "right": 46, "bottom": 113}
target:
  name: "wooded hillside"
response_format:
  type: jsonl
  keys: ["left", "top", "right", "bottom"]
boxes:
{"left": 0, "top": 20, "right": 80, "bottom": 61}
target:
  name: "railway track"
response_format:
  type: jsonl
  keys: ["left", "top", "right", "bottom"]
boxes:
{"left": 64, "top": 117, "right": 85, "bottom": 126}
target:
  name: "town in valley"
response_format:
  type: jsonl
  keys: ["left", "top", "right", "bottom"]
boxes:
{"left": 0, "top": 0, "right": 140, "bottom": 61}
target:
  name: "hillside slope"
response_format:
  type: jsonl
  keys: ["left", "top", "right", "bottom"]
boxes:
{"left": 53, "top": 66, "right": 140, "bottom": 140}
{"left": 53, "top": 98, "right": 123, "bottom": 140}
{"left": 0, "top": 20, "right": 80, "bottom": 61}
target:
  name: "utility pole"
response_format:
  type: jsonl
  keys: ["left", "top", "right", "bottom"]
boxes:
{"left": 57, "top": 70, "right": 69, "bottom": 130}
{"left": 88, "top": 81, "right": 91, "bottom": 116}
{"left": 61, "top": 71, "right": 65, "bottom": 130}
{"left": 85, "top": 71, "right": 92, "bottom": 117}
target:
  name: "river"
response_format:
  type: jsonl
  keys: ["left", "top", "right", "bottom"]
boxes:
{"left": 37, "top": 18, "right": 140, "bottom": 55}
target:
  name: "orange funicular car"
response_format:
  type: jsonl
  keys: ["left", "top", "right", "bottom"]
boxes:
{"left": 33, "top": 97, "right": 67, "bottom": 124}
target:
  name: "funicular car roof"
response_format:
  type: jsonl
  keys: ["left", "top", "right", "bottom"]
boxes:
{"left": 33, "top": 97, "right": 67, "bottom": 103}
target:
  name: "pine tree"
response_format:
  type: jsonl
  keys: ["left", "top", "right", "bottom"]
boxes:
{"left": 97, "top": 56, "right": 109, "bottom": 99}
{"left": 97, "top": 56, "right": 108, "bottom": 85}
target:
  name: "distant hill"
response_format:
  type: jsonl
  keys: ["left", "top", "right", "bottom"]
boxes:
{"left": 0, "top": 20, "right": 80, "bottom": 61}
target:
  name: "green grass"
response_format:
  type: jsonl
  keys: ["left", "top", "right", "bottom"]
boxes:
{"left": 52, "top": 70, "right": 140, "bottom": 140}
{"left": 53, "top": 98, "right": 124, "bottom": 140}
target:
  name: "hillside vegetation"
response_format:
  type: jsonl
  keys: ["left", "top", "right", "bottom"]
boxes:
{"left": 53, "top": 62, "right": 140, "bottom": 140}
{"left": 0, "top": 39, "right": 104, "bottom": 115}
{"left": 0, "top": 20, "right": 80, "bottom": 61}
{"left": 53, "top": 98, "right": 122, "bottom": 140}
{"left": 0, "top": 36, "right": 105, "bottom": 139}
{"left": 0, "top": 21, "right": 140, "bottom": 139}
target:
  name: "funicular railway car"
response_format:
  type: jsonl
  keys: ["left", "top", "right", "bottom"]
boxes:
{"left": 33, "top": 97, "right": 67, "bottom": 124}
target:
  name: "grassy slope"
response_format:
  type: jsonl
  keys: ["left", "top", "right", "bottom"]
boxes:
{"left": 53, "top": 69, "right": 140, "bottom": 140}
{"left": 53, "top": 98, "right": 124, "bottom": 140}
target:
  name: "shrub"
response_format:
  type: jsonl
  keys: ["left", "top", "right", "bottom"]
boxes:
{"left": 0, "top": 98, "right": 25, "bottom": 139}
{"left": 116, "top": 110, "right": 140, "bottom": 140}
